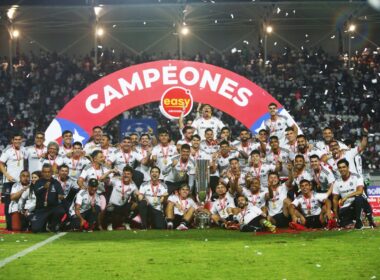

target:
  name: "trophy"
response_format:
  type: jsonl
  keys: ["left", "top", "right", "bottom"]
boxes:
{"left": 194, "top": 159, "right": 211, "bottom": 229}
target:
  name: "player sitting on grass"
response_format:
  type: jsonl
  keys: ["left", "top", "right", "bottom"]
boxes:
{"left": 70, "top": 178, "right": 102, "bottom": 232}
{"left": 265, "top": 171, "right": 293, "bottom": 228}
{"left": 106, "top": 166, "right": 138, "bottom": 231}
{"left": 166, "top": 184, "right": 198, "bottom": 231}
{"left": 210, "top": 182, "right": 237, "bottom": 228}
{"left": 234, "top": 195, "right": 276, "bottom": 233}
{"left": 241, "top": 175, "right": 267, "bottom": 215}
{"left": 289, "top": 179, "right": 335, "bottom": 230}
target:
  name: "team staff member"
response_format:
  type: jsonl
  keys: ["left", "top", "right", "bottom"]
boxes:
{"left": 138, "top": 167, "right": 168, "bottom": 229}
{"left": 31, "top": 164, "right": 65, "bottom": 233}
{"left": 0, "top": 132, "right": 27, "bottom": 230}
{"left": 70, "top": 178, "right": 102, "bottom": 231}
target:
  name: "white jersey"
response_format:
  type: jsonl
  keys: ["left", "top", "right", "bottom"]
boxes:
{"left": 177, "top": 138, "right": 192, "bottom": 147}
{"left": 83, "top": 141, "right": 101, "bottom": 156}
{"left": 264, "top": 115, "right": 293, "bottom": 143}
{"left": 69, "top": 189, "right": 102, "bottom": 215}
{"left": 242, "top": 187, "right": 267, "bottom": 209}
{"left": 192, "top": 116, "right": 225, "bottom": 140}
{"left": 216, "top": 151, "right": 240, "bottom": 176}
{"left": 101, "top": 147, "right": 117, "bottom": 164}
{"left": 109, "top": 178, "right": 138, "bottom": 206}
{"left": 289, "top": 149, "right": 323, "bottom": 170}
{"left": 0, "top": 146, "right": 27, "bottom": 183}
{"left": 151, "top": 144, "right": 178, "bottom": 176}
{"left": 19, "top": 188, "right": 36, "bottom": 212}
{"left": 292, "top": 192, "right": 328, "bottom": 217}
{"left": 332, "top": 173, "right": 365, "bottom": 208}
{"left": 59, "top": 145, "right": 73, "bottom": 158}
{"left": 135, "top": 146, "right": 152, "bottom": 181}
{"left": 234, "top": 141, "right": 258, "bottom": 168}
{"left": 221, "top": 171, "right": 247, "bottom": 194}
{"left": 9, "top": 183, "right": 26, "bottom": 213}
{"left": 25, "top": 145, "right": 47, "bottom": 173}
{"left": 311, "top": 165, "right": 335, "bottom": 192}
{"left": 40, "top": 155, "right": 64, "bottom": 171}
{"left": 210, "top": 193, "right": 236, "bottom": 219}
{"left": 200, "top": 140, "right": 219, "bottom": 156}
{"left": 167, "top": 194, "right": 198, "bottom": 216}
{"left": 63, "top": 156, "right": 91, "bottom": 180}
{"left": 293, "top": 169, "right": 314, "bottom": 189}
{"left": 234, "top": 204, "right": 263, "bottom": 225}
{"left": 138, "top": 181, "right": 168, "bottom": 211}
{"left": 246, "top": 163, "right": 276, "bottom": 190}
{"left": 79, "top": 165, "right": 111, "bottom": 193}
{"left": 267, "top": 183, "right": 288, "bottom": 217}
{"left": 163, "top": 155, "right": 196, "bottom": 183}
{"left": 315, "top": 140, "right": 348, "bottom": 156}
{"left": 282, "top": 141, "right": 298, "bottom": 154}
{"left": 54, "top": 176, "right": 79, "bottom": 198}
{"left": 110, "top": 150, "right": 143, "bottom": 173}
{"left": 327, "top": 147, "right": 361, "bottom": 178}
{"left": 265, "top": 148, "right": 290, "bottom": 177}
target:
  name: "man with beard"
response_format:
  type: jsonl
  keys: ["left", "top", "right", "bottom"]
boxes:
{"left": 106, "top": 166, "right": 138, "bottom": 231}
{"left": 234, "top": 195, "right": 276, "bottom": 232}
{"left": 292, "top": 155, "right": 313, "bottom": 193}
{"left": 40, "top": 142, "right": 64, "bottom": 175}
{"left": 191, "top": 104, "right": 225, "bottom": 140}
{"left": 309, "top": 155, "right": 335, "bottom": 195}
{"left": 265, "top": 136, "right": 290, "bottom": 179}
{"left": 200, "top": 128, "right": 219, "bottom": 156}
{"left": 177, "top": 126, "right": 194, "bottom": 147}
{"left": 289, "top": 179, "right": 334, "bottom": 229}
{"left": 210, "top": 182, "right": 236, "bottom": 227}
{"left": 315, "top": 127, "right": 348, "bottom": 159}
{"left": 138, "top": 167, "right": 168, "bottom": 229}
{"left": 241, "top": 176, "right": 267, "bottom": 213}
{"left": 233, "top": 129, "right": 257, "bottom": 168}
{"left": 135, "top": 133, "right": 153, "bottom": 182}
{"left": 289, "top": 135, "right": 321, "bottom": 169}
{"left": 163, "top": 144, "right": 196, "bottom": 194}
{"left": 327, "top": 129, "right": 368, "bottom": 178}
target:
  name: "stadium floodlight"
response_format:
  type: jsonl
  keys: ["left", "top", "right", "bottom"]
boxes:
{"left": 266, "top": 25, "right": 273, "bottom": 34}
{"left": 7, "top": 6, "right": 18, "bottom": 20}
{"left": 181, "top": 26, "right": 190, "bottom": 36}
{"left": 96, "top": 27, "right": 104, "bottom": 37}
{"left": 12, "top": 29, "right": 20, "bottom": 38}
{"left": 348, "top": 24, "right": 356, "bottom": 32}
{"left": 94, "top": 6, "right": 102, "bottom": 17}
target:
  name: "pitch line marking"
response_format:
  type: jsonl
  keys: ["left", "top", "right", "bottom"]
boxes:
{"left": 0, "top": 232, "right": 67, "bottom": 268}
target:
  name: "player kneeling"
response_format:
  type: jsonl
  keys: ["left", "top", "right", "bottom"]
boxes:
{"left": 210, "top": 182, "right": 237, "bottom": 228}
{"left": 70, "top": 178, "right": 102, "bottom": 231}
{"left": 166, "top": 184, "right": 198, "bottom": 231}
{"left": 106, "top": 166, "right": 138, "bottom": 231}
{"left": 289, "top": 179, "right": 335, "bottom": 230}
{"left": 234, "top": 195, "right": 276, "bottom": 233}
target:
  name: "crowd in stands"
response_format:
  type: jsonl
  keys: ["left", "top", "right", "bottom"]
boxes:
{"left": 0, "top": 45, "right": 379, "bottom": 173}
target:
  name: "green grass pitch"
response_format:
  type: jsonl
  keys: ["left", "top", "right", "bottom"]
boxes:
{"left": 1, "top": 229, "right": 380, "bottom": 280}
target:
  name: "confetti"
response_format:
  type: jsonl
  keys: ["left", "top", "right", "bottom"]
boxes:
{"left": 256, "top": 251, "right": 262, "bottom": 255}
{"left": 112, "top": 24, "right": 117, "bottom": 28}
{"left": 274, "top": 42, "right": 277, "bottom": 46}
{"left": 285, "top": 12, "right": 289, "bottom": 16}
{"left": 370, "top": 276, "right": 376, "bottom": 280}
{"left": 371, "top": 79, "right": 377, "bottom": 84}
{"left": 230, "top": 13, "right": 234, "bottom": 19}
{"left": 16, "top": 240, "right": 20, "bottom": 243}
{"left": 324, "top": 89, "right": 328, "bottom": 95}
{"left": 305, "top": 34, "right": 309, "bottom": 38}
{"left": 293, "top": 9, "right": 296, "bottom": 14}
{"left": 143, "top": 21, "right": 146, "bottom": 25}
{"left": 363, "top": 84, "right": 367, "bottom": 90}
{"left": 214, "top": 19, "right": 218, "bottom": 24}
{"left": 277, "top": 7, "right": 281, "bottom": 14}
{"left": 24, "top": 240, "right": 28, "bottom": 242}
{"left": 316, "top": 264, "right": 321, "bottom": 268}
{"left": 331, "top": 35, "right": 336, "bottom": 39}
{"left": 231, "top": 48, "right": 237, "bottom": 54}
{"left": 205, "top": 238, "right": 208, "bottom": 242}
{"left": 244, "top": 245, "right": 250, "bottom": 249}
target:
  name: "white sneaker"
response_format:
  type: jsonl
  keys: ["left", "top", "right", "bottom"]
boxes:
{"left": 107, "top": 224, "right": 113, "bottom": 231}
{"left": 176, "top": 223, "right": 188, "bottom": 231}
{"left": 123, "top": 223, "right": 131, "bottom": 230}
{"left": 167, "top": 221, "right": 173, "bottom": 230}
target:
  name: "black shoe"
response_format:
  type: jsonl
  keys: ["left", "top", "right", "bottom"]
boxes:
{"left": 355, "top": 220, "right": 363, "bottom": 230}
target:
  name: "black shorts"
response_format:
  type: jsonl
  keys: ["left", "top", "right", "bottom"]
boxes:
{"left": 272, "top": 213, "right": 290, "bottom": 228}
{"left": 305, "top": 215, "right": 323, "bottom": 228}
{"left": 173, "top": 214, "right": 184, "bottom": 228}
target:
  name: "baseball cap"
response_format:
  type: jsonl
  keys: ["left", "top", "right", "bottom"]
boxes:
{"left": 88, "top": 178, "right": 99, "bottom": 188}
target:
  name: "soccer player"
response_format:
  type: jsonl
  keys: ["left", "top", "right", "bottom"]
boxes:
{"left": 289, "top": 179, "right": 334, "bottom": 229}
{"left": 63, "top": 142, "right": 90, "bottom": 180}
{"left": 309, "top": 155, "right": 335, "bottom": 195}
{"left": 55, "top": 164, "right": 79, "bottom": 210}
{"left": 289, "top": 135, "right": 321, "bottom": 168}
{"left": 19, "top": 171, "right": 40, "bottom": 223}
{"left": 106, "top": 166, "right": 138, "bottom": 231}
{"left": 138, "top": 167, "right": 168, "bottom": 229}
{"left": 332, "top": 159, "right": 375, "bottom": 229}
{"left": 315, "top": 127, "right": 348, "bottom": 157}
{"left": 210, "top": 182, "right": 236, "bottom": 227}
{"left": 59, "top": 130, "right": 73, "bottom": 158}
{"left": 264, "top": 102, "right": 297, "bottom": 144}
{"left": 200, "top": 128, "right": 219, "bottom": 156}
{"left": 40, "top": 141, "right": 64, "bottom": 175}
{"left": 0, "top": 132, "right": 27, "bottom": 230}
{"left": 265, "top": 136, "right": 290, "bottom": 179}
{"left": 70, "top": 178, "right": 102, "bottom": 231}
{"left": 84, "top": 126, "right": 103, "bottom": 156}
{"left": 9, "top": 170, "right": 31, "bottom": 231}
{"left": 213, "top": 140, "right": 240, "bottom": 177}
{"left": 135, "top": 133, "right": 153, "bottom": 182}
{"left": 25, "top": 132, "right": 47, "bottom": 173}
{"left": 292, "top": 154, "right": 313, "bottom": 191}
{"left": 283, "top": 127, "right": 298, "bottom": 154}
{"left": 31, "top": 164, "right": 65, "bottom": 233}
{"left": 151, "top": 128, "right": 178, "bottom": 174}
{"left": 222, "top": 158, "right": 246, "bottom": 196}
{"left": 177, "top": 126, "right": 194, "bottom": 146}
{"left": 163, "top": 144, "right": 196, "bottom": 194}
{"left": 265, "top": 171, "right": 293, "bottom": 228}
{"left": 241, "top": 176, "right": 267, "bottom": 212}
{"left": 100, "top": 134, "right": 117, "bottom": 167}
{"left": 191, "top": 104, "right": 225, "bottom": 140}
{"left": 166, "top": 184, "right": 198, "bottom": 230}
{"left": 234, "top": 195, "right": 276, "bottom": 232}
{"left": 233, "top": 128, "right": 257, "bottom": 167}
{"left": 246, "top": 149, "right": 278, "bottom": 190}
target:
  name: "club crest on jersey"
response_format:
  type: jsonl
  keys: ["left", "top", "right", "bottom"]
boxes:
{"left": 159, "top": 86, "right": 193, "bottom": 120}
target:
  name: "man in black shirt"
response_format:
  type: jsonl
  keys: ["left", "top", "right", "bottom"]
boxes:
{"left": 31, "top": 163, "right": 65, "bottom": 233}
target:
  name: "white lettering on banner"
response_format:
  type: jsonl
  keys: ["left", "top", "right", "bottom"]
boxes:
{"left": 85, "top": 66, "right": 254, "bottom": 114}
{"left": 367, "top": 187, "right": 380, "bottom": 196}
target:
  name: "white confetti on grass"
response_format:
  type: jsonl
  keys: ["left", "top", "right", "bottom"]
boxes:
{"left": 316, "top": 264, "right": 321, "bottom": 268}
